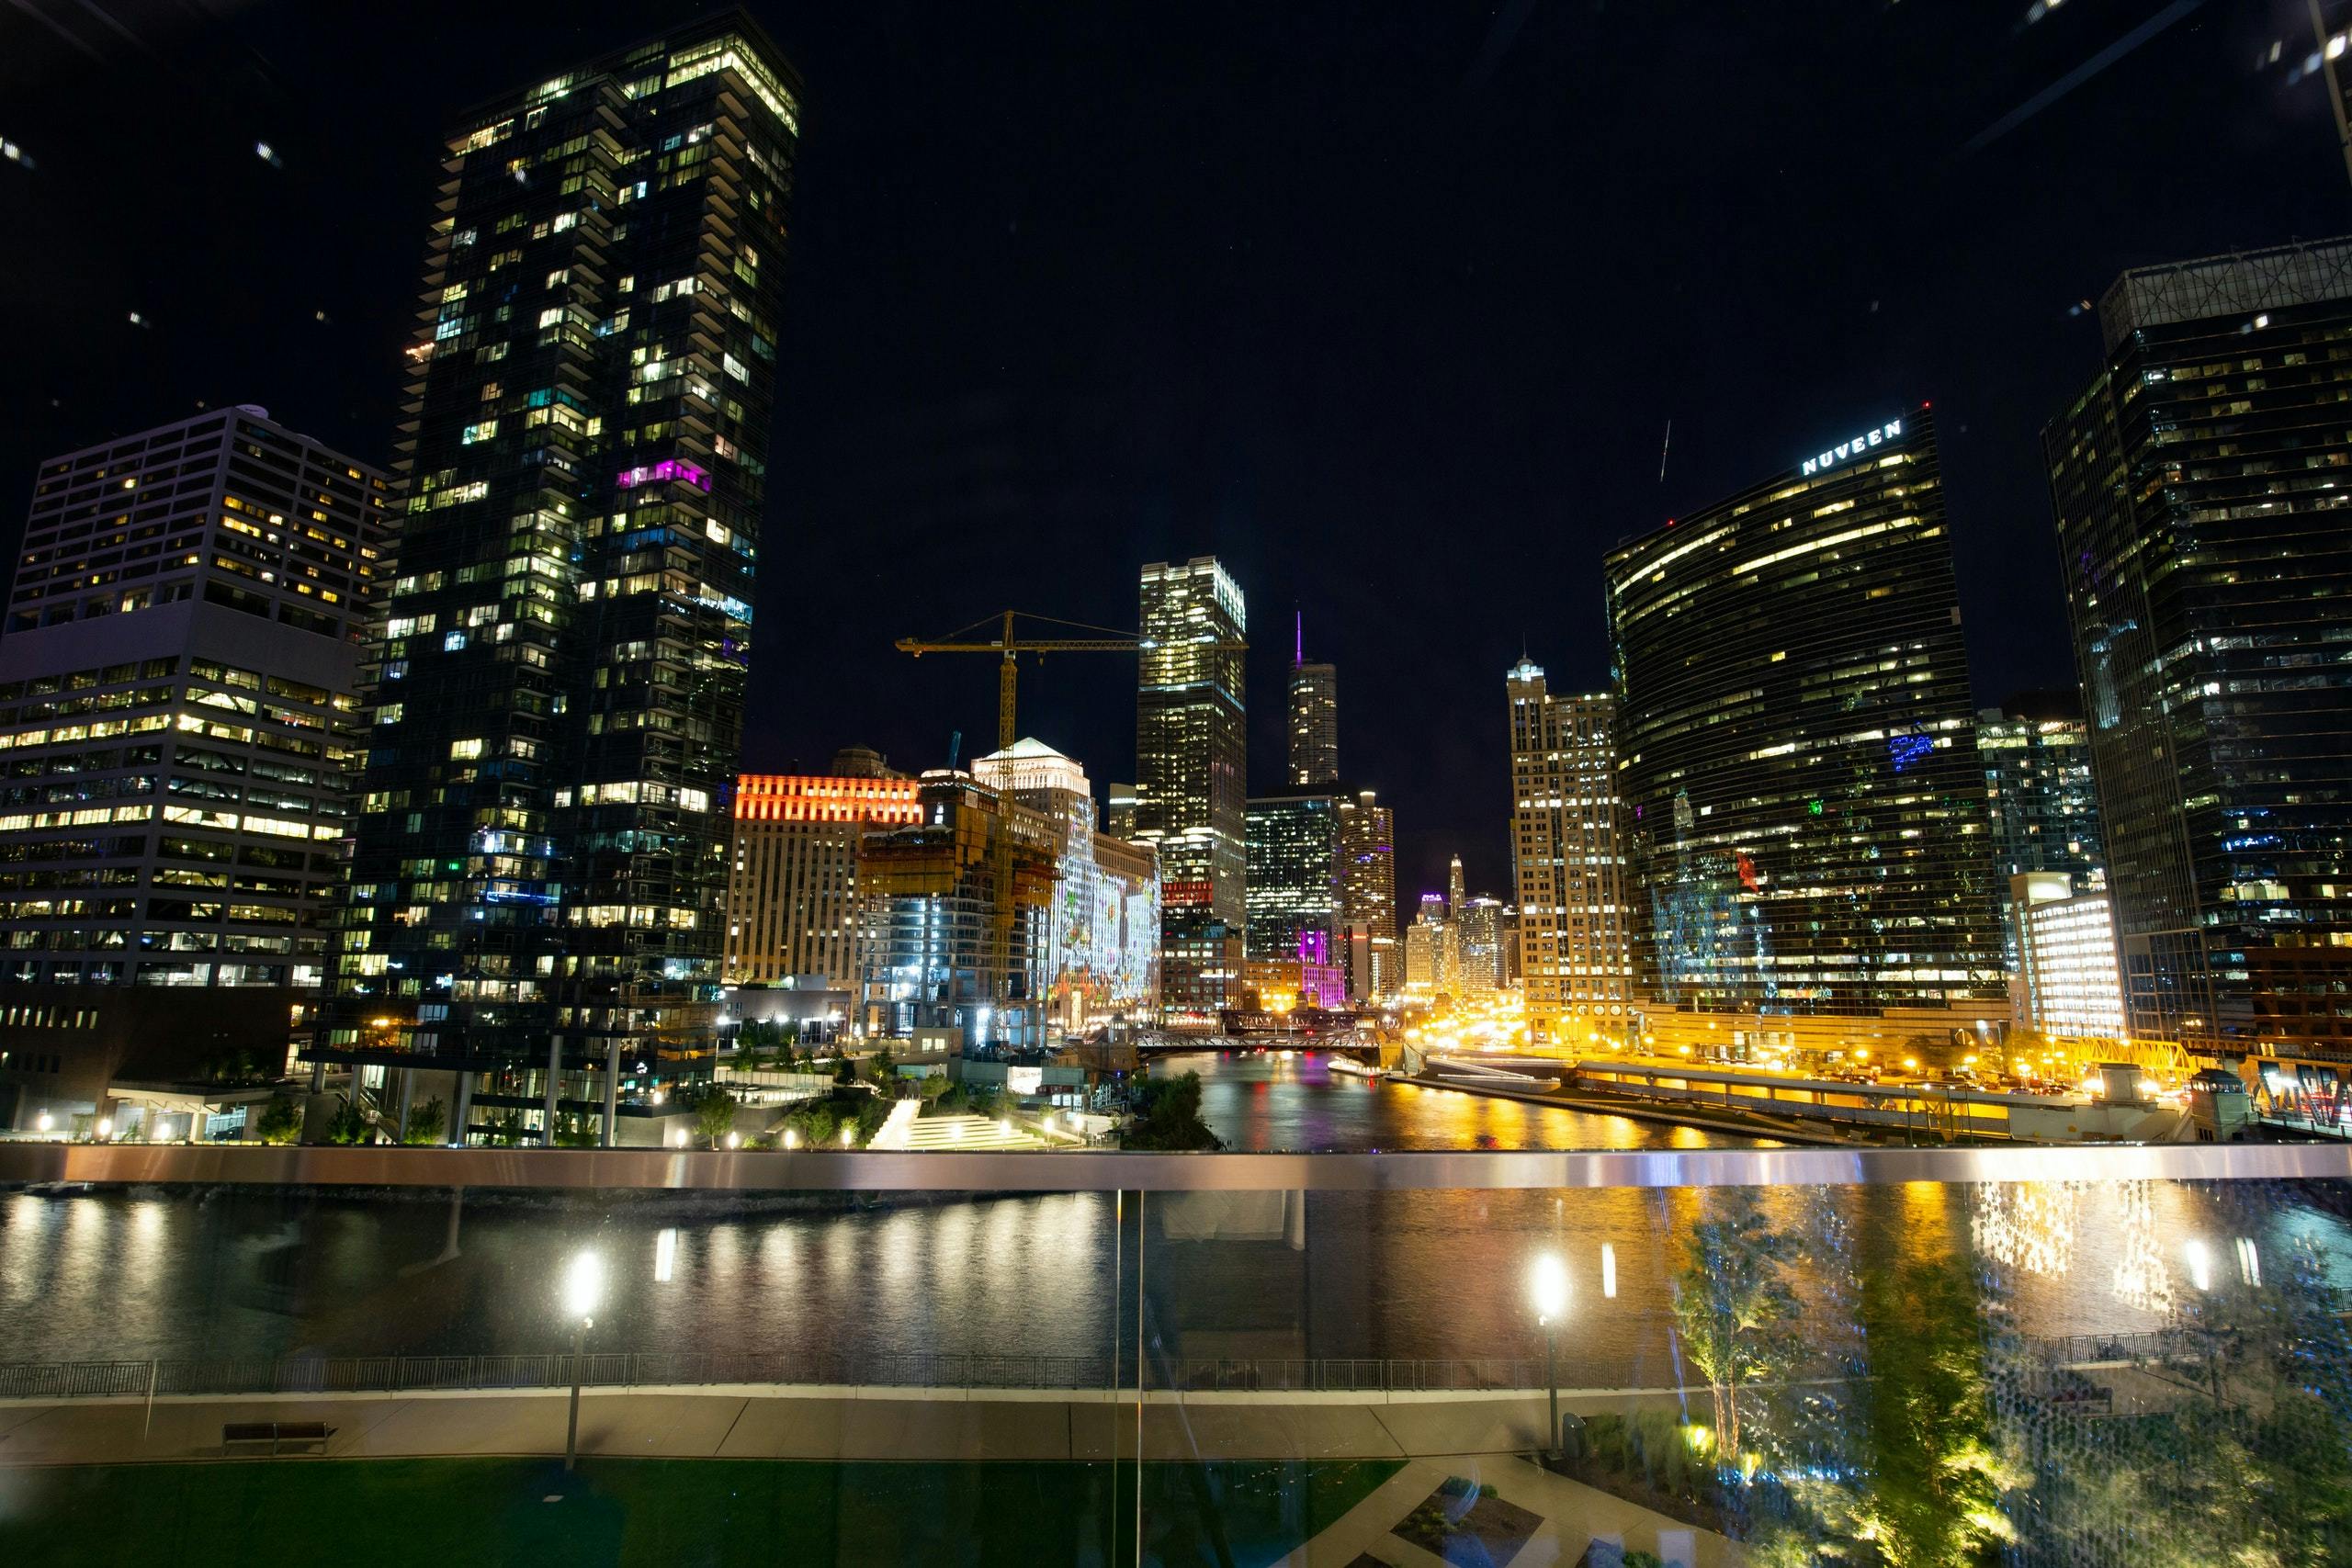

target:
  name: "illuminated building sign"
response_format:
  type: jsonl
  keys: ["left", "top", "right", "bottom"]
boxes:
{"left": 732, "top": 773, "right": 922, "bottom": 823}
{"left": 1888, "top": 731, "right": 1933, "bottom": 773}
{"left": 615, "top": 458, "right": 712, "bottom": 491}
{"left": 1164, "top": 879, "right": 1216, "bottom": 909}
{"left": 1799, "top": 418, "right": 1904, "bottom": 477}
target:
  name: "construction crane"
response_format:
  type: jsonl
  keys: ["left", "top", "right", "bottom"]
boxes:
{"left": 896, "top": 609, "right": 1247, "bottom": 1043}
{"left": 899, "top": 610, "right": 1152, "bottom": 755}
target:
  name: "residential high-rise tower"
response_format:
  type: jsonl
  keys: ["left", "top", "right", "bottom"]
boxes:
{"left": 1506, "top": 661, "right": 1632, "bottom": 1046}
{"left": 1335, "top": 788, "right": 1396, "bottom": 1000}
{"left": 1454, "top": 896, "right": 1503, "bottom": 996}
{"left": 317, "top": 18, "right": 805, "bottom": 1143}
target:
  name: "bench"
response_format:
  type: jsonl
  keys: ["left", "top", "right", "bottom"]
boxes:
{"left": 220, "top": 1420, "right": 333, "bottom": 1456}
{"left": 2048, "top": 1385, "right": 2114, "bottom": 1416}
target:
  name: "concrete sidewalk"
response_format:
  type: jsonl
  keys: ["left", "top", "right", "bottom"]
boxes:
{"left": 0, "top": 1388, "right": 1506, "bottom": 1467}
{"left": 0, "top": 1384, "right": 1705, "bottom": 1468}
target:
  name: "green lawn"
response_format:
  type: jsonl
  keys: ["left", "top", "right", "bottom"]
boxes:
{"left": 0, "top": 1455, "right": 1399, "bottom": 1566}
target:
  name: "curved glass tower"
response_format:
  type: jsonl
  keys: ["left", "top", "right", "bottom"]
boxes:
{"left": 1606, "top": 406, "right": 2003, "bottom": 1021}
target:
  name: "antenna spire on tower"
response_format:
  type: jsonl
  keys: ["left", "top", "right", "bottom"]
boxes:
{"left": 1294, "top": 609, "right": 1304, "bottom": 668}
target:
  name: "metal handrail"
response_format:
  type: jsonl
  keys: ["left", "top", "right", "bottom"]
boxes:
{"left": 5, "top": 1140, "right": 2348, "bottom": 1192}
{"left": 0, "top": 1333, "right": 2186, "bottom": 1404}
{"left": 0, "top": 1351, "right": 1542, "bottom": 1401}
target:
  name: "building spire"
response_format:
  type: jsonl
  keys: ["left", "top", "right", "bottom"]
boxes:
{"left": 1294, "top": 608, "right": 1304, "bottom": 668}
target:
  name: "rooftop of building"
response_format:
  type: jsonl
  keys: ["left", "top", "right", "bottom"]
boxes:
{"left": 2098, "top": 233, "right": 2352, "bottom": 352}
{"left": 448, "top": 7, "right": 804, "bottom": 130}
{"left": 1606, "top": 403, "right": 1935, "bottom": 569}
{"left": 33, "top": 403, "right": 380, "bottom": 478}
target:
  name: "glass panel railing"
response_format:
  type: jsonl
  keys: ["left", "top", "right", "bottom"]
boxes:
{"left": 0, "top": 1145, "right": 2346, "bottom": 1565}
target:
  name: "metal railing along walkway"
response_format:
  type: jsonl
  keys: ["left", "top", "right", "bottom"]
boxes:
{"left": 5, "top": 1139, "right": 2349, "bottom": 1192}
{"left": 0, "top": 1333, "right": 2202, "bottom": 1405}
{"left": 0, "top": 1351, "right": 1548, "bottom": 1403}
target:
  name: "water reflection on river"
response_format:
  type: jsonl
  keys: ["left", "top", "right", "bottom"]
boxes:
{"left": 1151, "top": 1048, "right": 1734, "bottom": 1153}
{"left": 2, "top": 1051, "right": 2346, "bottom": 1385}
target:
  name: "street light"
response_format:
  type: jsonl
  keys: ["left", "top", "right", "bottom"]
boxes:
{"left": 1531, "top": 1251, "right": 1569, "bottom": 1455}
{"left": 2183, "top": 1239, "right": 2223, "bottom": 1404}
{"left": 561, "top": 1249, "right": 604, "bottom": 1471}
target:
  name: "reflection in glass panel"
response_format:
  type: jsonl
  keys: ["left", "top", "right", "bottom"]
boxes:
{"left": 0, "top": 1168, "right": 2347, "bottom": 1564}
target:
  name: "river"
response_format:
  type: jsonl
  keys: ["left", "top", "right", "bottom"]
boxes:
{"left": 1146, "top": 1047, "right": 1731, "bottom": 1153}
{"left": 3, "top": 1050, "right": 2345, "bottom": 1385}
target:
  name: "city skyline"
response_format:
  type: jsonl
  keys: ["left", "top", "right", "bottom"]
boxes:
{"left": 6, "top": 10, "right": 2352, "bottom": 1558}
{"left": 6, "top": 4, "right": 2343, "bottom": 900}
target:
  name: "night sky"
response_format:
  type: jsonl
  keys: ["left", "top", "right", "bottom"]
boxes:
{"left": 2, "top": 0, "right": 2344, "bottom": 901}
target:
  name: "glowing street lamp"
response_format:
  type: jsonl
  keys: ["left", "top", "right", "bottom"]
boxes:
{"left": 560, "top": 1249, "right": 605, "bottom": 1471}
{"left": 1531, "top": 1251, "right": 1570, "bottom": 1454}
{"left": 2183, "top": 1239, "right": 2224, "bottom": 1404}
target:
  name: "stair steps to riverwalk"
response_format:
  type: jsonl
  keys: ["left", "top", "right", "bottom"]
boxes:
{"left": 899, "top": 1113, "right": 1045, "bottom": 1151}
{"left": 864, "top": 1099, "right": 923, "bottom": 1152}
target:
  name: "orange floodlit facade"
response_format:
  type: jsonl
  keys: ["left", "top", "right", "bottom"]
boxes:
{"left": 725, "top": 773, "right": 923, "bottom": 987}
{"left": 732, "top": 774, "right": 922, "bottom": 826}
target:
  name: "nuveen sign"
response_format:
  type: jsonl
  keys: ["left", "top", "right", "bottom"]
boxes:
{"left": 1800, "top": 418, "right": 1905, "bottom": 477}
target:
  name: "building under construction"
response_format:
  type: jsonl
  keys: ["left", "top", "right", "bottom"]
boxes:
{"left": 854, "top": 742, "right": 1159, "bottom": 1048}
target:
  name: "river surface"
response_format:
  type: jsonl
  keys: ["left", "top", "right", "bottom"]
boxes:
{"left": 5, "top": 1050, "right": 2348, "bottom": 1385}
{"left": 1149, "top": 1048, "right": 1733, "bottom": 1153}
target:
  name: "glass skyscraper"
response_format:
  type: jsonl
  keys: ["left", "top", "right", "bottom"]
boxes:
{"left": 2044, "top": 238, "right": 2352, "bottom": 1059}
{"left": 1135, "top": 557, "right": 1246, "bottom": 1021}
{"left": 1244, "top": 790, "right": 1340, "bottom": 964}
{"left": 316, "top": 18, "right": 804, "bottom": 1141}
{"left": 1979, "top": 695, "right": 2105, "bottom": 891}
{"left": 1978, "top": 694, "right": 2106, "bottom": 976}
{"left": 1608, "top": 406, "right": 2004, "bottom": 1018}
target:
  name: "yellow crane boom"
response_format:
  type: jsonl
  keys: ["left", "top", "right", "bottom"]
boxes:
{"left": 897, "top": 610, "right": 1159, "bottom": 754}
